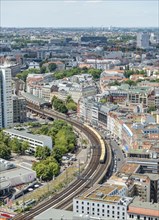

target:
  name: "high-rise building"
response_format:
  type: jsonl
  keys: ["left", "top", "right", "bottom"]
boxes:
{"left": 13, "top": 95, "right": 27, "bottom": 123}
{"left": 0, "top": 65, "right": 13, "bottom": 128}
{"left": 137, "top": 32, "right": 149, "bottom": 49}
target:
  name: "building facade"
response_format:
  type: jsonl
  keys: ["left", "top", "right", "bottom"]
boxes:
{"left": 0, "top": 65, "right": 13, "bottom": 128}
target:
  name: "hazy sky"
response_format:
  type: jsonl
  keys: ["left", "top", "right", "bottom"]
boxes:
{"left": 1, "top": 0, "right": 159, "bottom": 27}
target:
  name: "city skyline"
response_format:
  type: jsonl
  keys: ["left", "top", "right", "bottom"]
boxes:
{"left": 1, "top": 0, "right": 158, "bottom": 28}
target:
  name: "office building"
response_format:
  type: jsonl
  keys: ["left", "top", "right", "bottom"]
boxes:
{"left": 137, "top": 33, "right": 149, "bottom": 49}
{"left": 0, "top": 65, "right": 13, "bottom": 128}
{"left": 4, "top": 128, "right": 52, "bottom": 152}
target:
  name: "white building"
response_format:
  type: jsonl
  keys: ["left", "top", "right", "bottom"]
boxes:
{"left": 4, "top": 128, "right": 52, "bottom": 151}
{"left": 0, "top": 65, "right": 13, "bottom": 128}
{"left": 137, "top": 33, "right": 149, "bottom": 49}
{"left": 127, "top": 197, "right": 159, "bottom": 220}
{"left": 73, "top": 184, "right": 132, "bottom": 220}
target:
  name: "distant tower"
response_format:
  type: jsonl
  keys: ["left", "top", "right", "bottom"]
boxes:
{"left": 0, "top": 65, "right": 13, "bottom": 128}
{"left": 137, "top": 32, "right": 149, "bottom": 49}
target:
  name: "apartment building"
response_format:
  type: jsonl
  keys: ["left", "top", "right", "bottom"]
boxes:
{"left": 137, "top": 33, "right": 149, "bottom": 49}
{"left": 13, "top": 95, "right": 27, "bottom": 123}
{"left": 127, "top": 197, "right": 159, "bottom": 220}
{"left": 4, "top": 128, "right": 52, "bottom": 151}
{"left": 73, "top": 184, "right": 132, "bottom": 220}
{"left": 0, "top": 65, "right": 13, "bottom": 128}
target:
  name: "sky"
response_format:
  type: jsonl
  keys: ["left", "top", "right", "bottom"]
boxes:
{"left": 1, "top": 0, "right": 159, "bottom": 27}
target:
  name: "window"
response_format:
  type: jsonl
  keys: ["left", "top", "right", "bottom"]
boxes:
{"left": 87, "top": 207, "right": 89, "bottom": 210}
{"left": 82, "top": 206, "right": 84, "bottom": 210}
{"left": 112, "top": 206, "right": 114, "bottom": 209}
{"left": 102, "top": 214, "right": 104, "bottom": 217}
{"left": 102, "top": 204, "right": 104, "bottom": 207}
{"left": 87, "top": 211, "right": 89, "bottom": 214}
{"left": 97, "top": 204, "right": 100, "bottom": 207}
{"left": 97, "top": 208, "right": 100, "bottom": 212}
{"left": 112, "top": 211, "right": 114, "bottom": 214}
{"left": 82, "top": 202, "right": 84, "bottom": 204}
{"left": 76, "top": 206, "right": 78, "bottom": 209}
{"left": 87, "top": 202, "right": 89, "bottom": 205}
{"left": 123, "top": 213, "right": 125, "bottom": 216}
{"left": 82, "top": 211, "right": 84, "bottom": 213}
{"left": 102, "top": 209, "right": 104, "bottom": 213}
{"left": 107, "top": 205, "right": 109, "bottom": 208}
{"left": 76, "top": 201, "right": 78, "bottom": 204}
{"left": 107, "top": 210, "right": 109, "bottom": 213}
{"left": 92, "top": 208, "right": 94, "bottom": 211}
{"left": 92, "top": 203, "right": 94, "bottom": 206}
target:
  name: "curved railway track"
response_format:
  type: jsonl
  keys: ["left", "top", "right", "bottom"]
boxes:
{"left": 13, "top": 104, "right": 112, "bottom": 220}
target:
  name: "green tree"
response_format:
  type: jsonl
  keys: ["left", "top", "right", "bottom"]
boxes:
{"left": 40, "top": 66, "right": 47, "bottom": 74}
{"left": 21, "top": 141, "right": 30, "bottom": 154}
{"left": 35, "top": 146, "right": 51, "bottom": 160}
{"left": 52, "top": 146, "right": 67, "bottom": 163}
{"left": 48, "top": 63, "right": 57, "bottom": 72}
{"left": 66, "top": 102, "right": 77, "bottom": 111}
{"left": 52, "top": 98, "right": 68, "bottom": 113}
{"left": 0, "top": 143, "right": 11, "bottom": 159}
{"left": 33, "top": 157, "right": 59, "bottom": 181}
{"left": 124, "top": 80, "right": 137, "bottom": 86}
{"left": 10, "top": 138, "right": 22, "bottom": 154}
{"left": 147, "top": 106, "right": 156, "bottom": 113}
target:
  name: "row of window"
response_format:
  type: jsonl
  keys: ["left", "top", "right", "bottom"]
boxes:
{"left": 76, "top": 201, "right": 125, "bottom": 210}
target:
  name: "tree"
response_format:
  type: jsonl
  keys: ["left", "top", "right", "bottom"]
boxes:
{"left": 21, "top": 141, "right": 30, "bottom": 154}
{"left": 66, "top": 95, "right": 73, "bottom": 104}
{"left": 124, "top": 80, "right": 137, "bottom": 86}
{"left": 33, "top": 157, "right": 60, "bottom": 181}
{"left": 66, "top": 102, "right": 77, "bottom": 111}
{"left": 52, "top": 146, "right": 67, "bottom": 163}
{"left": 0, "top": 143, "right": 11, "bottom": 159}
{"left": 147, "top": 106, "right": 156, "bottom": 113}
{"left": 40, "top": 66, "right": 47, "bottom": 74}
{"left": 48, "top": 63, "right": 57, "bottom": 72}
{"left": 52, "top": 97, "right": 68, "bottom": 114}
{"left": 10, "top": 138, "right": 22, "bottom": 154}
{"left": 35, "top": 146, "right": 51, "bottom": 160}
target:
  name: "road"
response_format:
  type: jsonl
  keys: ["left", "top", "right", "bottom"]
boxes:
{"left": 109, "top": 139, "right": 125, "bottom": 172}
{"left": 97, "top": 128, "right": 125, "bottom": 173}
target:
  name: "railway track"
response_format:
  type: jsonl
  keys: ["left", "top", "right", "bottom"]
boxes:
{"left": 13, "top": 104, "right": 112, "bottom": 220}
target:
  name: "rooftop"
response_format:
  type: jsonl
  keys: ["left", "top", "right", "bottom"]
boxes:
{"left": 128, "top": 197, "right": 159, "bottom": 217}
{"left": 4, "top": 128, "right": 52, "bottom": 143}
{"left": 77, "top": 184, "right": 126, "bottom": 203}
{"left": 34, "top": 208, "right": 73, "bottom": 220}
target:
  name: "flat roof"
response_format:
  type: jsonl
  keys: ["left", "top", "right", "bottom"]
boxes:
{"left": 128, "top": 197, "right": 159, "bottom": 217}
{"left": 34, "top": 208, "right": 73, "bottom": 220}
{"left": 0, "top": 166, "right": 35, "bottom": 181}
{"left": 120, "top": 163, "right": 139, "bottom": 174}
{"left": 4, "top": 129, "right": 52, "bottom": 143}
{"left": 77, "top": 184, "right": 125, "bottom": 203}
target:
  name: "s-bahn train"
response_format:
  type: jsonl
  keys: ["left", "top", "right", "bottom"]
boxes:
{"left": 84, "top": 123, "right": 106, "bottom": 163}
